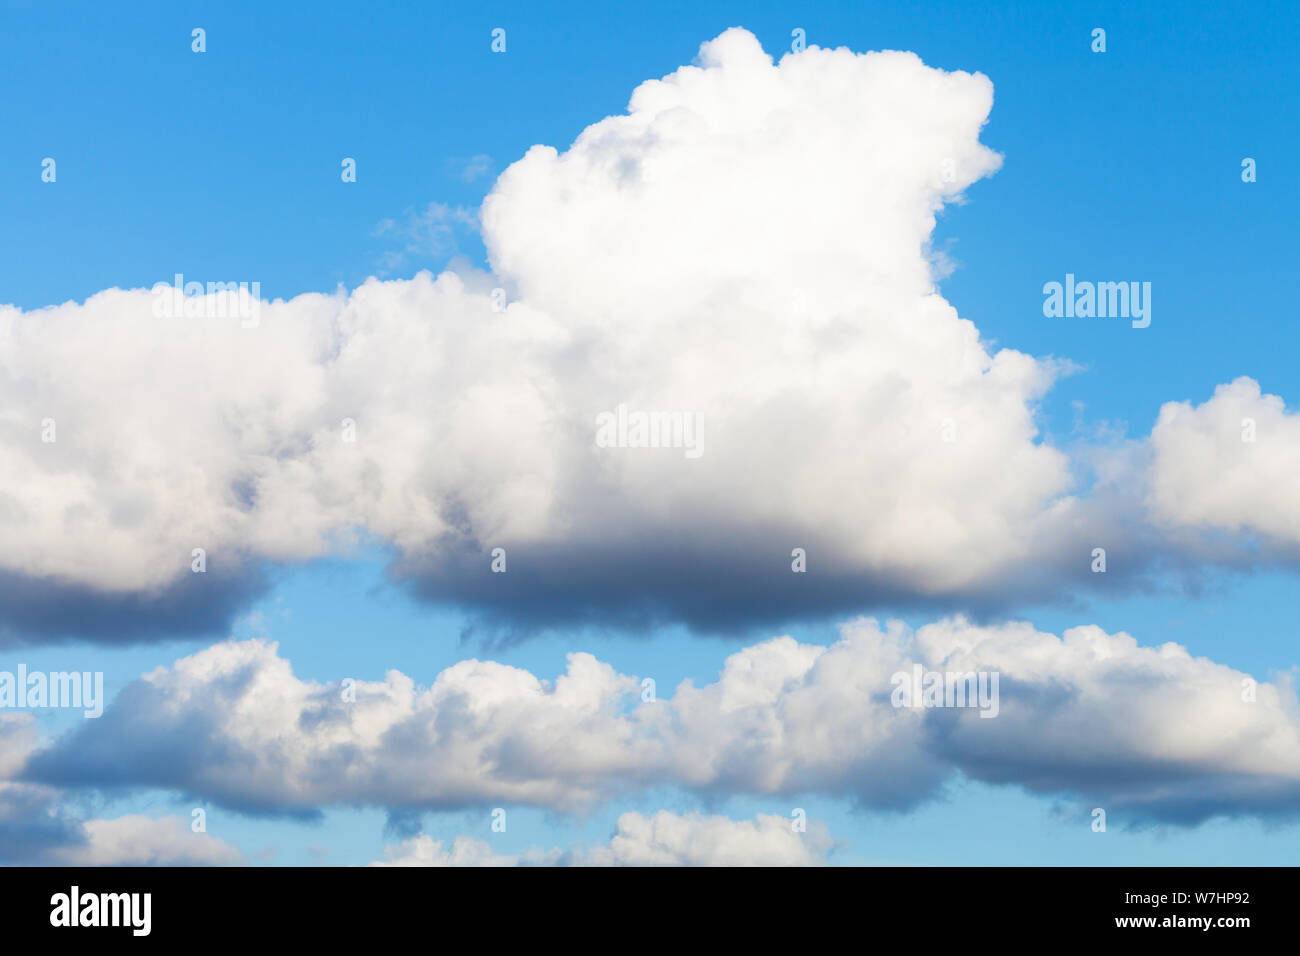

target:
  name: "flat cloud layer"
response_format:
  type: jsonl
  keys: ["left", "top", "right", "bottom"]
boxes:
{"left": 373, "top": 811, "right": 835, "bottom": 866}
{"left": 24, "top": 618, "right": 1300, "bottom": 824}
{"left": 0, "top": 28, "right": 1296, "bottom": 643}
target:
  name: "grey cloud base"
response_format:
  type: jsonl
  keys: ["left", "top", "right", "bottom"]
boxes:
{"left": 0, "top": 716, "right": 242, "bottom": 865}
{"left": 0, "top": 566, "right": 266, "bottom": 647}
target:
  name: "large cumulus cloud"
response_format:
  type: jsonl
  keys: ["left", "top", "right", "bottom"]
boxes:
{"left": 0, "top": 28, "right": 1295, "bottom": 642}
{"left": 0, "top": 29, "right": 1073, "bottom": 641}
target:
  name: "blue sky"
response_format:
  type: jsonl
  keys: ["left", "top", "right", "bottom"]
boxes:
{"left": 2, "top": 0, "right": 1299, "bottom": 866}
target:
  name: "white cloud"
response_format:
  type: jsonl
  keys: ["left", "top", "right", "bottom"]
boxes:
{"left": 28, "top": 618, "right": 1300, "bottom": 823}
{"left": 46, "top": 814, "right": 244, "bottom": 866}
{"left": 374, "top": 810, "right": 834, "bottom": 866}
{"left": 1147, "top": 377, "right": 1300, "bottom": 547}
{"left": 0, "top": 28, "right": 1084, "bottom": 632}
{"left": 375, "top": 833, "right": 542, "bottom": 867}
{"left": 576, "top": 810, "right": 834, "bottom": 866}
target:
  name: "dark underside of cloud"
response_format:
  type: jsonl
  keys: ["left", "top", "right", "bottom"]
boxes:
{"left": 0, "top": 521, "right": 1279, "bottom": 647}
{"left": 390, "top": 524, "right": 1231, "bottom": 643}
{"left": 0, "top": 566, "right": 267, "bottom": 647}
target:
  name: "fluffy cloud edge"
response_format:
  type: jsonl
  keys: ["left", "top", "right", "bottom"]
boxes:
{"left": 21, "top": 616, "right": 1300, "bottom": 826}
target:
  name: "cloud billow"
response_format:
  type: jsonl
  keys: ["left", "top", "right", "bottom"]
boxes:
{"left": 24, "top": 618, "right": 1300, "bottom": 825}
{"left": 0, "top": 29, "right": 1296, "bottom": 641}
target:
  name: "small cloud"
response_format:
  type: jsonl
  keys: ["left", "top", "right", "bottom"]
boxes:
{"left": 371, "top": 202, "right": 478, "bottom": 272}
{"left": 458, "top": 154, "right": 493, "bottom": 183}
